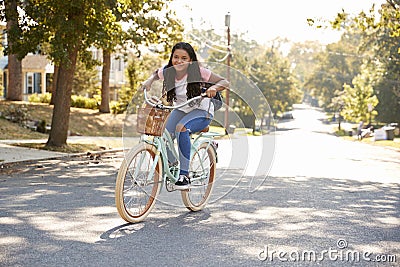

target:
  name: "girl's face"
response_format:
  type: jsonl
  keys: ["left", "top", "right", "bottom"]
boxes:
{"left": 172, "top": 49, "right": 191, "bottom": 73}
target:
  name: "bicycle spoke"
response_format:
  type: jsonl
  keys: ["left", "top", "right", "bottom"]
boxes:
{"left": 115, "top": 144, "right": 162, "bottom": 222}
{"left": 181, "top": 143, "right": 216, "bottom": 211}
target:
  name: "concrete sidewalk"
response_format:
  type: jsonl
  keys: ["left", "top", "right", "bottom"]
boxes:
{"left": 0, "top": 136, "right": 135, "bottom": 165}
{"left": 0, "top": 142, "right": 69, "bottom": 164}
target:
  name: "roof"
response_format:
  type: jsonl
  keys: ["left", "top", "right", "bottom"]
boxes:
{"left": 22, "top": 55, "right": 51, "bottom": 70}
{"left": 0, "top": 54, "right": 53, "bottom": 72}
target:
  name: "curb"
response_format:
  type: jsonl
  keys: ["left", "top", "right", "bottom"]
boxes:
{"left": 0, "top": 147, "right": 126, "bottom": 169}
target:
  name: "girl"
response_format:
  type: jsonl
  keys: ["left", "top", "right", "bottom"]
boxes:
{"left": 142, "top": 42, "right": 229, "bottom": 190}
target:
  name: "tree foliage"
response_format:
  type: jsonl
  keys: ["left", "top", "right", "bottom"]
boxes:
{"left": 190, "top": 29, "right": 301, "bottom": 123}
{"left": 250, "top": 48, "right": 301, "bottom": 115}
{"left": 1, "top": 0, "right": 183, "bottom": 147}
{"left": 73, "top": 58, "right": 100, "bottom": 97}
{"left": 331, "top": 1, "right": 400, "bottom": 123}
{"left": 287, "top": 40, "right": 323, "bottom": 87}
{"left": 305, "top": 34, "right": 362, "bottom": 110}
{"left": 341, "top": 64, "right": 379, "bottom": 122}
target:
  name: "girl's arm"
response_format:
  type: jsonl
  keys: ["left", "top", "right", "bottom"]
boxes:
{"left": 142, "top": 69, "right": 160, "bottom": 90}
{"left": 205, "top": 72, "right": 230, "bottom": 98}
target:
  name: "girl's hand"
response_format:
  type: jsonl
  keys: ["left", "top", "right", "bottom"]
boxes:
{"left": 206, "top": 87, "right": 217, "bottom": 98}
{"left": 142, "top": 78, "right": 153, "bottom": 91}
{"left": 142, "top": 69, "right": 160, "bottom": 91}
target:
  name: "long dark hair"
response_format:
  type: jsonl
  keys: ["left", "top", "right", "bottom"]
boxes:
{"left": 163, "top": 42, "right": 202, "bottom": 103}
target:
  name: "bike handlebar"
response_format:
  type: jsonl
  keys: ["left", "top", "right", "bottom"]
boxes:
{"left": 144, "top": 89, "right": 206, "bottom": 109}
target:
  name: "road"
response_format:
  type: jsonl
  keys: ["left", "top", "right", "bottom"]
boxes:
{"left": 0, "top": 104, "right": 399, "bottom": 266}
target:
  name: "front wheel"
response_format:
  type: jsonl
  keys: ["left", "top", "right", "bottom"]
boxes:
{"left": 181, "top": 142, "right": 217, "bottom": 211}
{"left": 115, "top": 143, "right": 162, "bottom": 223}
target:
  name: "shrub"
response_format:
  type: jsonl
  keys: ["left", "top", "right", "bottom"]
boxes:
{"left": 40, "top": 93, "right": 52, "bottom": 103}
{"left": 28, "top": 94, "right": 41, "bottom": 103}
{"left": 3, "top": 104, "right": 28, "bottom": 125}
{"left": 71, "top": 95, "right": 99, "bottom": 109}
{"left": 28, "top": 93, "right": 52, "bottom": 104}
{"left": 110, "top": 101, "right": 127, "bottom": 114}
{"left": 36, "top": 119, "right": 47, "bottom": 133}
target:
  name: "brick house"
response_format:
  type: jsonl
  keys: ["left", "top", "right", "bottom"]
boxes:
{"left": 0, "top": 54, "right": 54, "bottom": 100}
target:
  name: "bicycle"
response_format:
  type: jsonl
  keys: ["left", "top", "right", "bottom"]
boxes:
{"left": 115, "top": 89, "right": 222, "bottom": 223}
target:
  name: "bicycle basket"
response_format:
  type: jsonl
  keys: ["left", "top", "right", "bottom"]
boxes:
{"left": 137, "top": 106, "right": 170, "bottom": 136}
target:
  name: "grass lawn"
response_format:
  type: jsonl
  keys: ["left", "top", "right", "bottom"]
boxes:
{"left": 334, "top": 127, "right": 400, "bottom": 151}
{"left": 0, "top": 100, "right": 128, "bottom": 153}
{"left": 0, "top": 100, "right": 126, "bottom": 139}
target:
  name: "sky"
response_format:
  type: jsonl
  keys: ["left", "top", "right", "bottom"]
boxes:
{"left": 170, "top": 0, "right": 385, "bottom": 45}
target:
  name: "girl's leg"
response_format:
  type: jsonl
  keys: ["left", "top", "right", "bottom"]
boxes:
{"left": 176, "top": 110, "right": 212, "bottom": 176}
{"left": 165, "top": 110, "right": 186, "bottom": 164}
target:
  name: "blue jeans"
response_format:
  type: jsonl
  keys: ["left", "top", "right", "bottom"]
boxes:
{"left": 166, "top": 109, "right": 212, "bottom": 175}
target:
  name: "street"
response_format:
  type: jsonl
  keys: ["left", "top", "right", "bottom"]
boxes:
{"left": 1, "top": 104, "right": 399, "bottom": 266}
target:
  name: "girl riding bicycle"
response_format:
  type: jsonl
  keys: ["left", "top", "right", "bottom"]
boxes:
{"left": 142, "top": 42, "right": 229, "bottom": 190}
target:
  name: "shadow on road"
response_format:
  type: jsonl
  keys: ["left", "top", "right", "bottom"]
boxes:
{"left": 1, "top": 156, "right": 399, "bottom": 266}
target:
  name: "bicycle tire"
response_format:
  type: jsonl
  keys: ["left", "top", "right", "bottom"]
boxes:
{"left": 115, "top": 143, "right": 162, "bottom": 223}
{"left": 181, "top": 142, "right": 216, "bottom": 211}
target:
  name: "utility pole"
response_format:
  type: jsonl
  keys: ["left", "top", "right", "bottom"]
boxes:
{"left": 225, "top": 12, "right": 231, "bottom": 134}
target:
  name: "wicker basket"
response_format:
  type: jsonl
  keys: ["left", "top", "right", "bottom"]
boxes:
{"left": 137, "top": 106, "right": 170, "bottom": 136}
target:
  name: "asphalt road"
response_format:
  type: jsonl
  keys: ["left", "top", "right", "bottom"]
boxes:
{"left": 1, "top": 104, "right": 399, "bottom": 266}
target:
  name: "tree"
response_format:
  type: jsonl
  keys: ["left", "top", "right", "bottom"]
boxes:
{"left": 98, "top": 1, "right": 183, "bottom": 113}
{"left": 73, "top": 58, "right": 100, "bottom": 97}
{"left": 341, "top": 64, "right": 379, "bottom": 123}
{"left": 330, "top": 1, "right": 400, "bottom": 123}
{"left": 99, "top": 51, "right": 111, "bottom": 113}
{"left": 287, "top": 40, "right": 323, "bottom": 102}
{"left": 305, "top": 34, "right": 362, "bottom": 110}
{"left": 5, "top": 0, "right": 182, "bottom": 147}
{"left": 252, "top": 48, "right": 301, "bottom": 115}
{"left": 3, "top": 0, "right": 22, "bottom": 101}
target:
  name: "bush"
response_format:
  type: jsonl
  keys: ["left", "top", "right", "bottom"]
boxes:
{"left": 28, "top": 94, "right": 41, "bottom": 103}
{"left": 71, "top": 95, "right": 99, "bottom": 109}
{"left": 110, "top": 101, "right": 128, "bottom": 114}
{"left": 28, "top": 93, "right": 100, "bottom": 110}
{"left": 28, "top": 93, "right": 52, "bottom": 104}
{"left": 36, "top": 119, "right": 47, "bottom": 133}
{"left": 2, "top": 104, "right": 28, "bottom": 125}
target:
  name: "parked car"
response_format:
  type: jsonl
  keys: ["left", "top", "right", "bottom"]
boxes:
{"left": 281, "top": 112, "right": 294, "bottom": 120}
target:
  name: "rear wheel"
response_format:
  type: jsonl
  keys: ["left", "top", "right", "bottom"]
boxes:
{"left": 115, "top": 143, "right": 162, "bottom": 223}
{"left": 181, "top": 143, "right": 216, "bottom": 211}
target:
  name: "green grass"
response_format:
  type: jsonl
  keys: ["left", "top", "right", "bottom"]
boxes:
{"left": 0, "top": 100, "right": 126, "bottom": 139}
{"left": 334, "top": 127, "right": 400, "bottom": 150}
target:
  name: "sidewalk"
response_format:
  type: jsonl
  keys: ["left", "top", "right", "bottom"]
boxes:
{"left": 0, "top": 142, "right": 68, "bottom": 164}
{"left": 0, "top": 136, "right": 136, "bottom": 165}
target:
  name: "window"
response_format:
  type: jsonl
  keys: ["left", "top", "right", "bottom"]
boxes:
{"left": 26, "top": 73, "right": 34, "bottom": 94}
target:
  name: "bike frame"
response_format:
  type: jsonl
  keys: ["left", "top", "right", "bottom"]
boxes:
{"left": 140, "top": 89, "right": 222, "bottom": 190}
{"left": 141, "top": 130, "right": 220, "bottom": 188}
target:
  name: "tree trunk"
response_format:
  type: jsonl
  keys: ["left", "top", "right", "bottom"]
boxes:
{"left": 46, "top": 48, "right": 79, "bottom": 147}
{"left": 99, "top": 50, "right": 111, "bottom": 113}
{"left": 6, "top": 54, "right": 22, "bottom": 101}
{"left": 5, "top": 0, "right": 22, "bottom": 101}
{"left": 50, "top": 65, "right": 59, "bottom": 105}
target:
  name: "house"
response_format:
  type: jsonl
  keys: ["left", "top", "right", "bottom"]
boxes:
{"left": 1, "top": 53, "right": 127, "bottom": 101}
{"left": 0, "top": 20, "right": 126, "bottom": 101}
{"left": 0, "top": 54, "right": 54, "bottom": 100}
{"left": 1, "top": 50, "right": 126, "bottom": 101}
{"left": 90, "top": 47, "right": 127, "bottom": 100}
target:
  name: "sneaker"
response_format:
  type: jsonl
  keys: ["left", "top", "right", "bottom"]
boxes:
{"left": 175, "top": 174, "right": 190, "bottom": 190}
